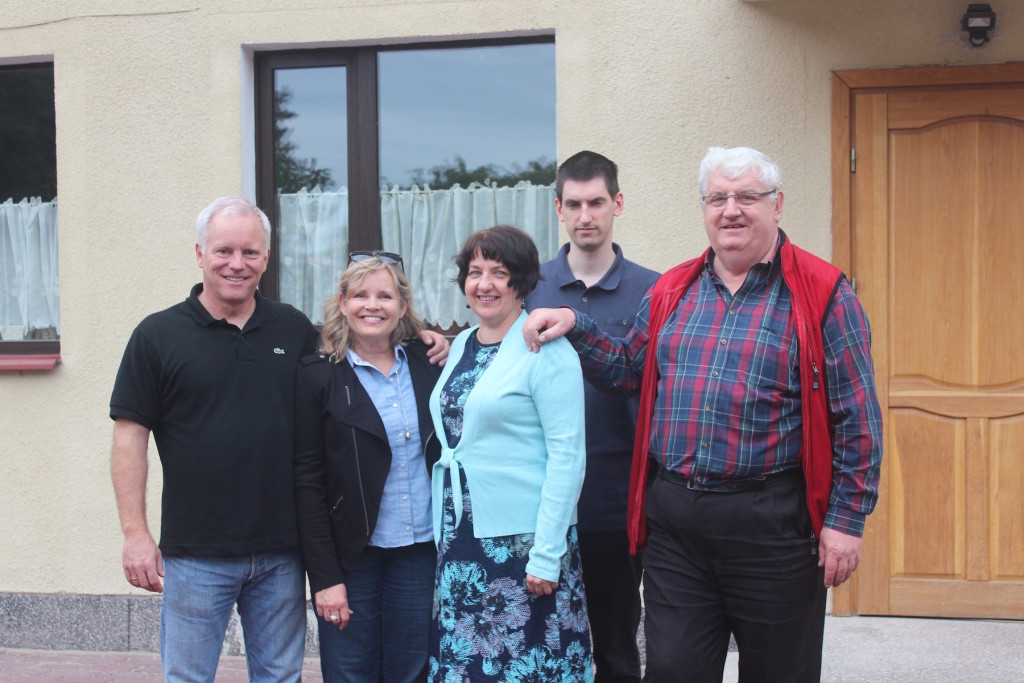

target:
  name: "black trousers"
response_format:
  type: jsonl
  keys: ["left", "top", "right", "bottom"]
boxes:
{"left": 641, "top": 470, "right": 827, "bottom": 683}
{"left": 578, "top": 529, "right": 644, "bottom": 683}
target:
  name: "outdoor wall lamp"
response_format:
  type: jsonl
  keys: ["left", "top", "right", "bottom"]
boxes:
{"left": 961, "top": 4, "right": 997, "bottom": 47}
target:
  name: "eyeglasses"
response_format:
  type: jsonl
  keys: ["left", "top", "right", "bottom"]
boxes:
{"left": 348, "top": 250, "right": 404, "bottom": 272}
{"left": 701, "top": 190, "right": 776, "bottom": 209}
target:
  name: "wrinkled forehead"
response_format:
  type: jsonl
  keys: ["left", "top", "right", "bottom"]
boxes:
{"left": 207, "top": 210, "right": 268, "bottom": 246}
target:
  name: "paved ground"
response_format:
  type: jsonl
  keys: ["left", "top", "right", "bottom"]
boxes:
{"left": 2, "top": 616, "right": 1023, "bottom": 681}
{"left": 0, "top": 650, "right": 324, "bottom": 682}
{"left": 725, "top": 615, "right": 1024, "bottom": 682}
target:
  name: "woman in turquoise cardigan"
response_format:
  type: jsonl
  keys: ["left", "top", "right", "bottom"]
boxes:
{"left": 428, "top": 225, "right": 593, "bottom": 682}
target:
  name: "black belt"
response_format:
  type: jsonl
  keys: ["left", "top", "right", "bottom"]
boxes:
{"left": 657, "top": 465, "right": 802, "bottom": 493}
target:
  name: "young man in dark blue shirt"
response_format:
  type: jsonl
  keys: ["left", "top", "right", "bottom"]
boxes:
{"left": 525, "top": 151, "right": 658, "bottom": 683}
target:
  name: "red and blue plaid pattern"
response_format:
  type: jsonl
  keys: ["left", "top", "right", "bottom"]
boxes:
{"left": 569, "top": 256, "right": 882, "bottom": 536}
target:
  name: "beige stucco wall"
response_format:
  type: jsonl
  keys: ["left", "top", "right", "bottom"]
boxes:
{"left": 0, "top": 0, "right": 1022, "bottom": 596}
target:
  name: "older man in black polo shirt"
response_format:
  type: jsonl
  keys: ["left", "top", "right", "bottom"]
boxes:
{"left": 110, "top": 197, "right": 316, "bottom": 682}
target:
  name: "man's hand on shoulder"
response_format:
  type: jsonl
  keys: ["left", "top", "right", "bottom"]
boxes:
{"left": 818, "top": 527, "right": 862, "bottom": 588}
{"left": 523, "top": 307, "right": 576, "bottom": 352}
{"left": 123, "top": 531, "right": 164, "bottom": 593}
{"left": 420, "top": 329, "right": 450, "bottom": 366}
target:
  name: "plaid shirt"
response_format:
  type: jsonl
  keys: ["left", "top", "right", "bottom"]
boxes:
{"left": 567, "top": 249, "right": 882, "bottom": 536}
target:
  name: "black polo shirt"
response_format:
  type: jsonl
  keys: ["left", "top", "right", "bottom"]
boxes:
{"left": 110, "top": 284, "right": 319, "bottom": 556}
{"left": 525, "top": 243, "right": 659, "bottom": 532}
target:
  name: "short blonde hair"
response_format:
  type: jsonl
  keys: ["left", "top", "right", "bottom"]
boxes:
{"left": 195, "top": 196, "right": 271, "bottom": 254}
{"left": 320, "top": 257, "right": 425, "bottom": 360}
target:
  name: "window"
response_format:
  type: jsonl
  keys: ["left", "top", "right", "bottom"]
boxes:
{"left": 255, "top": 38, "right": 557, "bottom": 328}
{"left": 0, "top": 63, "right": 60, "bottom": 368}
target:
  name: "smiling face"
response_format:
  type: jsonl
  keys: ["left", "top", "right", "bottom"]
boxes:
{"left": 195, "top": 210, "right": 269, "bottom": 318}
{"left": 702, "top": 169, "right": 784, "bottom": 275}
{"left": 556, "top": 177, "right": 623, "bottom": 254}
{"left": 464, "top": 252, "right": 522, "bottom": 337}
{"left": 341, "top": 268, "right": 408, "bottom": 352}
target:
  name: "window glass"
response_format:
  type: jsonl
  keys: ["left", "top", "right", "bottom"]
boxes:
{"left": 0, "top": 64, "right": 59, "bottom": 343}
{"left": 378, "top": 43, "right": 556, "bottom": 189}
{"left": 260, "top": 40, "right": 557, "bottom": 328}
{"left": 273, "top": 66, "right": 348, "bottom": 322}
{"left": 377, "top": 43, "right": 557, "bottom": 328}
{"left": 274, "top": 67, "right": 347, "bottom": 192}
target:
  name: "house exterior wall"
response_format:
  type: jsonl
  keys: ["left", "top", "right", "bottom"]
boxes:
{"left": 0, "top": 0, "right": 1022, "bottom": 649}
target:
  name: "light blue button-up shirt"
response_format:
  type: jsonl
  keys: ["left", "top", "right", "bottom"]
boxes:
{"left": 347, "top": 346, "right": 434, "bottom": 547}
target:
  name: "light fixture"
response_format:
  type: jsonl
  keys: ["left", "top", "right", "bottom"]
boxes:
{"left": 961, "top": 4, "right": 997, "bottom": 47}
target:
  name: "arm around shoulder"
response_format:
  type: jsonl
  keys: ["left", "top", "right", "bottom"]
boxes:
{"left": 418, "top": 329, "right": 450, "bottom": 365}
{"left": 523, "top": 307, "right": 577, "bottom": 352}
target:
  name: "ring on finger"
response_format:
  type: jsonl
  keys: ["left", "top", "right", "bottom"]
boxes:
{"left": 330, "top": 614, "right": 339, "bottom": 622}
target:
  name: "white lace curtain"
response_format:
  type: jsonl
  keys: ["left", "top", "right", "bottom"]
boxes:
{"left": 277, "top": 182, "right": 558, "bottom": 327}
{"left": 277, "top": 187, "right": 350, "bottom": 326}
{"left": 0, "top": 197, "right": 59, "bottom": 340}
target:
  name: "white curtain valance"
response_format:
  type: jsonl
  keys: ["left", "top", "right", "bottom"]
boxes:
{"left": 277, "top": 182, "right": 558, "bottom": 327}
{"left": 0, "top": 197, "right": 59, "bottom": 340}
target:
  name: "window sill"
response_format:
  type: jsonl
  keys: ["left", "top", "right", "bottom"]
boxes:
{"left": 0, "top": 354, "right": 61, "bottom": 371}
{"left": 0, "top": 341, "right": 61, "bottom": 371}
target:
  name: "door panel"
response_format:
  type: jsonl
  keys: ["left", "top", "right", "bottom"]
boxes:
{"left": 888, "top": 409, "right": 961, "bottom": 578}
{"left": 993, "top": 416, "right": 1024, "bottom": 578}
{"left": 890, "top": 122, "right": 976, "bottom": 384}
{"left": 844, "top": 74, "right": 1024, "bottom": 619}
{"left": 888, "top": 88, "right": 1024, "bottom": 129}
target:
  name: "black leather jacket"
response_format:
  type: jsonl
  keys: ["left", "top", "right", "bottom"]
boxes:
{"left": 293, "top": 340, "right": 441, "bottom": 593}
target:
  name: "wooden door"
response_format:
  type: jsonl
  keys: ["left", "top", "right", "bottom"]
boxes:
{"left": 831, "top": 64, "right": 1024, "bottom": 618}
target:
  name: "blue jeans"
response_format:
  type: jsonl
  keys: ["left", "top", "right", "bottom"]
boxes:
{"left": 318, "top": 542, "right": 435, "bottom": 683}
{"left": 160, "top": 549, "right": 306, "bottom": 683}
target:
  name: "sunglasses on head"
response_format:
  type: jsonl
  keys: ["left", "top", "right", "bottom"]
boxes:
{"left": 348, "top": 250, "right": 404, "bottom": 272}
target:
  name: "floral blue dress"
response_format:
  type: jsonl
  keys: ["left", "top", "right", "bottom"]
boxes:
{"left": 429, "top": 333, "right": 593, "bottom": 683}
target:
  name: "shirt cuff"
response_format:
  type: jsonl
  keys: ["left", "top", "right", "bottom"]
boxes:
{"left": 823, "top": 507, "right": 866, "bottom": 537}
{"left": 525, "top": 555, "right": 560, "bottom": 584}
{"left": 564, "top": 307, "right": 587, "bottom": 342}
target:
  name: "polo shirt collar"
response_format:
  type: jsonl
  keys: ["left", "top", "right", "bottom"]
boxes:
{"left": 186, "top": 283, "right": 275, "bottom": 330}
{"left": 552, "top": 242, "right": 627, "bottom": 291}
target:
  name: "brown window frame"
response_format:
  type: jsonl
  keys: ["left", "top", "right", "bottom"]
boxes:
{"left": 253, "top": 36, "right": 554, "bottom": 302}
{"left": 0, "top": 61, "right": 60, "bottom": 367}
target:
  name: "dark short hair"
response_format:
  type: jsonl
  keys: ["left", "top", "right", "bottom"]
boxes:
{"left": 454, "top": 225, "right": 540, "bottom": 299}
{"left": 555, "top": 150, "right": 620, "bottom": 201}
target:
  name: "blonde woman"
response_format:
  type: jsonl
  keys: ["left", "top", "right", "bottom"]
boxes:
{"left": 294, "top": 252, "right": 445, "bottom": 683}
